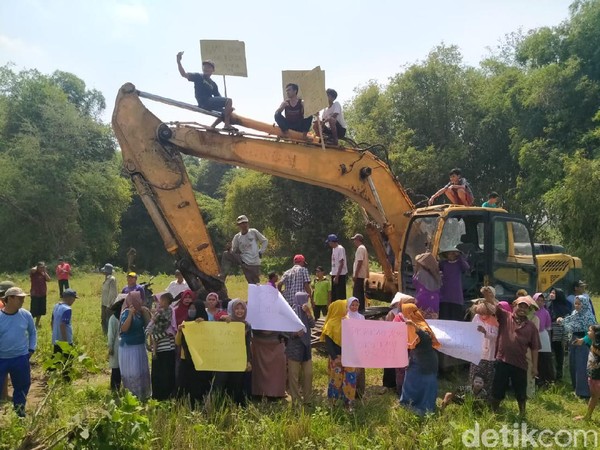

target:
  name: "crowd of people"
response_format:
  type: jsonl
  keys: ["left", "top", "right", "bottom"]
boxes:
{"left": 1, "top": 212, "right": 599, "bottom": 422}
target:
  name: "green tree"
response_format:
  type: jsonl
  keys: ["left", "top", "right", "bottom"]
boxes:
{"left": 0, "top": 66, "right": 130, "bottom": 269}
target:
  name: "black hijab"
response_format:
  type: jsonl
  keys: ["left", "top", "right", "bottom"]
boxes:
{"left": 181, "top": 300, "right": 208, "bottom": 362}
{"left": 548, "top": 288, "right": 572, "bottom": 320}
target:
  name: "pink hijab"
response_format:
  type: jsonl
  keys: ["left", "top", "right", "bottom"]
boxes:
{"left": 121, "top": 291, "right": 143, "bottom": 313}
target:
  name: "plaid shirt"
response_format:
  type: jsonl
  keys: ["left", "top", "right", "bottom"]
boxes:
{"left": 280, "top": 265, "right": 310, "bottom": 304}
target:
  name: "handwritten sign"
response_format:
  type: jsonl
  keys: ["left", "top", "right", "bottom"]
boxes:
{"left": 341, "top": 320, "right": 409, "bottom": 368}
{"left": 181, "top": 321, "right": 246, "bottom": 371}
{"left": 246, "top": 284, "right": 305, "bottom": 332}
{"left": 200, "top": 40, "right": 248, "bottom": 77}
{"left": 281, "top": 66, "right": 328, "bottom": 117}
{"left": 428, "top": 320, "right": 484, "bottom": 365}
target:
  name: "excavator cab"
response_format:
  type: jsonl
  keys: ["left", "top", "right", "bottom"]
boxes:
{"left": 401, "top": 207, "right": 537, "bottom": 302}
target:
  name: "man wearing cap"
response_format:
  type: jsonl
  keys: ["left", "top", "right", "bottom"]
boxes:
{"left": 121, "top": 272, "right": 146, "bottom": 302}
{"left": 166, "top": 269, "right": 188, "bottom": 299}
{"left": 351, "top": 233, "right": 369, "bottom": 312}
{"left": 100, "top": 263, "right": 117, "bottom": 335}
{"left": 30, "top": 262, "right": 51, "bottom": 328}
{"left": 489, "top": 295, "right": 541, "bottom": 418}
{"left": 0, "top": 287, "right": 37, "bottom": 416}
{"left": 223, "top": 215, "right": 268, "bottom": 284}
{"left": 278, "top": 255, "right": 311, "bottom": 306}
{"left": 326, "top": 234, "right": 348, "bottom": 301}
{"left": 51, "top": 289, "right": 78, "bottom": 353}
{"left": 176, "top": 51, "right": 234, "bottom": 131}
{"left": 55, "top": 258, "right": 71, "bottom": 297}
{"left": 0, "top": 281, "right": 15, "bottom": 402}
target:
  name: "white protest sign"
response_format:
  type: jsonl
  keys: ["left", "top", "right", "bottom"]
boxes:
{"left": 200, "top": 40, "right": 248, "bottom": 77}
{"left": 246, "top": 284, "right": 305, "bottom": 332}
{"left": 281, "top": 66, "right": 328, "bottom": 117}
{"left": 427, "top": 320, "right": 484, "bottom": 365}
{"left": 341, "top": 319, "right": 409, "bottom": 368}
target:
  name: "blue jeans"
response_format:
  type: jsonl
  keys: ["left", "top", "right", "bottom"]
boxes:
{"left": 0, "top": 354, "right": 31, "bottom": 416}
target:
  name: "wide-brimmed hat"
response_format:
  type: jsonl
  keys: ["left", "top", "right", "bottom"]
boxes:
{"left": 100, "top": 263, "right": 114, "bottom": 274}
{"left": 513, "top": 296, "right": 539, "bottom": 310}
{"left": 236, "top": 215, "right": 249, "bottom": 224}
{"left": 439, "top": 246, "right": 461, "bottom": 255}
{"left": 3, "top": 287, "right": 28, "bottom": 298}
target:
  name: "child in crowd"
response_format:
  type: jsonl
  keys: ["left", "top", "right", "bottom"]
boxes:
{"left": 574, "top": 325, "right": 600, "bottom": 421}
{"left": 441, "top": 374, "right": 488, "bottom": 411}
{"left": 469, "top": 289, "right": 498, "bottom": 393}
{"left": 107, "top": 299, "right": 124, "bottom": 391}
{"left": 51, "top": 289, "right": 78, "bottom": 352}
{"left": 286, "top": 292, "right": 315, "bottom": 405}
{"left": 146, "top": 293, "right": 176, "bottom": 359}
{"left": 267, "top": 272, "right": 279, "bottom": 288}
{"left": 481, "top": 192, "right": 500, "bottom": 208}
{"left": 428, "top": 168, "right": 474, "bottom": 206}
{"left": 311, "top": 266, "right": 331, "bottom": 320}
{"left": 205, "top": 292, "right": 226, "bottom": 321}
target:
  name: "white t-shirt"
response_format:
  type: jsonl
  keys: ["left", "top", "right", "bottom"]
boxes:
{"left": 353, "top": 245, "right": 369, "bottom": 279}
{"left": 166, "top": 279, "right": 188, "bottom": 298}
{"left": 232, "top": 228, "right": 268, "bottom": 266}
{"left": 331, "top": 245, "right": 348, "bottom": 276}
{"left": 322, "top": 101, "right": 347, "bottom": 128}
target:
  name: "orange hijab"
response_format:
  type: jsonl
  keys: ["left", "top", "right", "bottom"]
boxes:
{"left": 401, "top": 303, "right": 441, "bottom": 350}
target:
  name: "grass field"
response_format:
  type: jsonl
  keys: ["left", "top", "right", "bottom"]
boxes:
{"left": 1, "top": 272, "right": 599, "bottom": 449}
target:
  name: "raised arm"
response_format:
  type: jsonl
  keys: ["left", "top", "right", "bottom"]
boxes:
{"left": 176, "top": 51, "right": 189, "bottom": 79}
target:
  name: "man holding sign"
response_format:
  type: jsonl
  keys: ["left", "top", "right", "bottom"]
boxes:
{"left": 176, "top": 51, "right": 234, "bottom": 131}
{"left": 274, "top": 83, "right": 313, "bottom": 140}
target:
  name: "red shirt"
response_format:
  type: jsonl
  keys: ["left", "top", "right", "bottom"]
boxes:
{"left": 495, "top": 308, "right": 541, "bottom": 371}
{"left": 30, "top": 271, "right": 48, "bottom": 296}
{"left": 56, "top": 263, "right": 71, "bottom": 280}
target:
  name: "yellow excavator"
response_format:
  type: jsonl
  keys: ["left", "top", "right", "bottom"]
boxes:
{"left": 112, "top": 83, "right": 582, "bottom": 303}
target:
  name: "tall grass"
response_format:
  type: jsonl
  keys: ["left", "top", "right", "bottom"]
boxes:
{"left": 1, "top": 272, "right": 598, "bottom": 449}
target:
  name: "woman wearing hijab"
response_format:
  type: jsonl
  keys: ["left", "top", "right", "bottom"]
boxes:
{"left": 469, "top": 286, "right": 499, "bottom": 394}
{"left": 286, "top": 292, "right": 315, "bottom": 405}
{"left": 213, "top": 299, "right": 252, "bottom": 405}
{"left": 559, "top": 295, "right": 597, "bottom": 398}
{"left": 413, "top": 252, "right": 442, "bottom": 319}
{"left": 399, "top": 303, "right": 441, "bottom": 416}
{"left": 174, "top": 290, "right": 195, "bottom": 326}
{"left": 547, "top": 288, "right": 572, "bottom": 381}
{"left": 347, "top": 297, "right": 367, "bottom": 399}
{"left": 175, "top": 299, "right": 213, "bottom": 408}
{"left": 533, "top": 293, "right": 555, "bottom": 386}
{"left": 205, "top": 292, "right": 226, "bottom": 321}
{"left": 119, "top": 291, "right": 151, "bottom": 400}
{"left": 320, "top": 299, "right": 357, "bottom": 410}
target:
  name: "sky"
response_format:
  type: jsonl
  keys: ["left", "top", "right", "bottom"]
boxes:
{"left": 0, "top": 0, "right": 576, "bottom": 127}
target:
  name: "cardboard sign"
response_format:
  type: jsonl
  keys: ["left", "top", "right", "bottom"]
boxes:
{"left": 281, "top": 66, "right": 328, "bottom": 117}
{"left": 246, "top": 284, "right": 305, "bottom": 332}
{"left": 200, "top": 40, "right": 248, "bottom": 77}
{"left": 428, "top": 320, "right": 485, "bottom": 365}
{"left": 181, "top": 321, "right": 246, "bottom": 371}
{"left": 341, "top": 319, "right": 409, "bottom": 368}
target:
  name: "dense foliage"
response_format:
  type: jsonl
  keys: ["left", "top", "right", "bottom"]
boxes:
{"left": 0, "top": 65, "right": 131, "bottom": 271}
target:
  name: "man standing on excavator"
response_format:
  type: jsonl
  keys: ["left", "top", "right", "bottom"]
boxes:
{"left": 221, "top": 215, "right": 268, "bottom": 284}
{"left": 176, "top": 51, "right": 234, "bottom": 131}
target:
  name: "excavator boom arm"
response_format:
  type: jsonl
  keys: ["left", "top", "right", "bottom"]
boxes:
{"left": 112, "top": 84, "right": 415, "bottom": 294}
